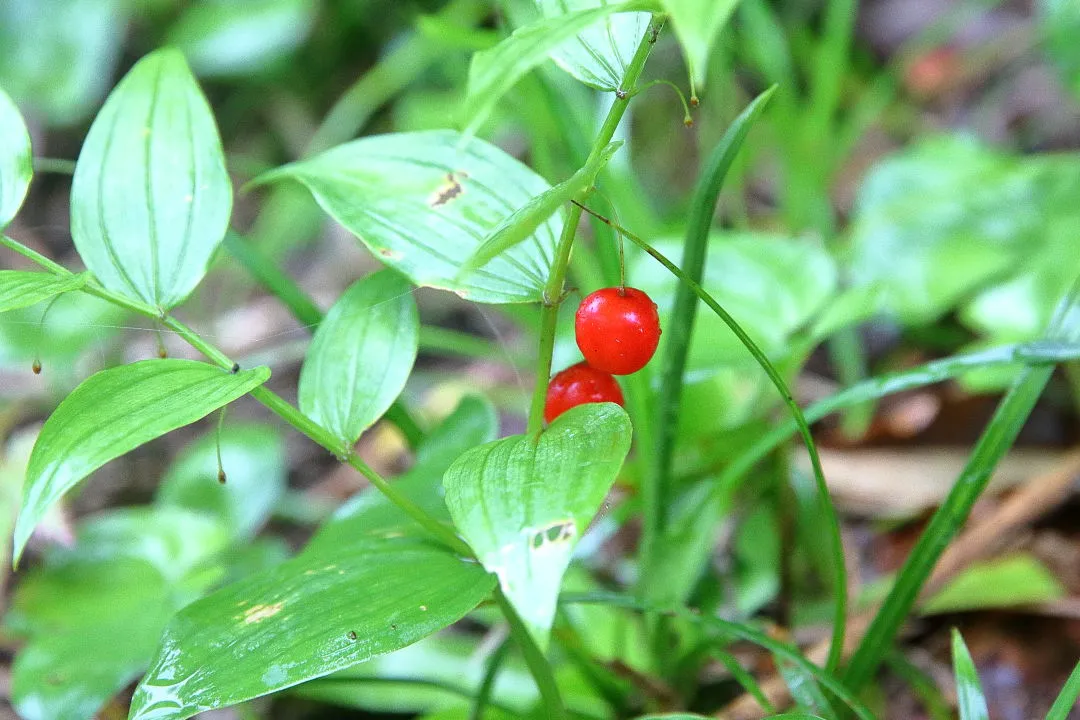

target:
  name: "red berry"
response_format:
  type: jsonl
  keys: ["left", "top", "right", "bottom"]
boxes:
{"left": 544, "top": 362, "right": 624, "bottom": 423}
{"left": 575, "top": 287, "right": 661, "bottom": 375}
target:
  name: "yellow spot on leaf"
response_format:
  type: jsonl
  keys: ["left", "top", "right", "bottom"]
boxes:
{"left": 242, "top": 602, "right": 284, "bottom": 624}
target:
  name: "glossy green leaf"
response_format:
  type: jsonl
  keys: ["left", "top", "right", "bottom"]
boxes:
{"left": 157, "top": 424, "right": 286, "bottom": 539}
{"left": 7, "top": 507, "right": 228, "bottom": 720}
{"left": 0, "top": 271, "right": 86, "bottom": 313}
{"left": 662, "top": 0, "right": 739, "bottom": 85}
{"left": 299, "top": 270, "right": 418, "bottom": 451}
{"left": 923, "top": 554, "right": 1065, "bottom": 614}
{"left": 0, "top": 85, "right": 32, "bottom": 228}
{"left": 308, "top": 395, "right": 498, "bottom": 553}
{"left": 129, "top": 536, "right": 496, "bottom": 719}
{"left": 252, "top": 131, "right": 559, "bottom": 304}
{"left": 0, "top": 0, "right": 127, "bottom": 125}
{"left": 13, "top": 359, "right": 270, "bottom": 566}
{"left": 443, "top": 402, "right": 632, "bottom": 648}
{"left": 167, "top": 0, "right": 317, "bottom": 78}
{"left": 462, "top": 1, "right": 652, "bottom": 133}
{"left": 70, "top": 48, "right": 232, "bottom": 310}
{"left": 951, "top": 629, "right": 989, "bottom": 720}
{"left": 1040, "top": 0, "right": 1080, "bottom": 101}
{"left": 848, "top": 136, "right": 1071, "bottom": 325}
{"left": 536, "top": 0, "right": 652, "bottom": 91}
{"left": 464, "top": 140, "right": 622, "bottom": 273}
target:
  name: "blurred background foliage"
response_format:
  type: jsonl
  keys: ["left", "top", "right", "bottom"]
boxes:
{"left": 2, "top": 0, "right": 1080, "bottom": 718}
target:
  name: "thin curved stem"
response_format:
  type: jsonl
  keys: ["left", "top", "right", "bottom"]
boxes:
{"left": 0, "top": 234, "right": 468, "bottom": 556}
{"left": 565, "top": 206, "right": 849, "bottom": 675}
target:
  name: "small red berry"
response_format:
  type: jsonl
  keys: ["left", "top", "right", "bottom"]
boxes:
{"left": 544, "top": 362, "right": 624, "bottom": 423}
{"left": 575, "top": 287, "right": 661, "bottom": 375}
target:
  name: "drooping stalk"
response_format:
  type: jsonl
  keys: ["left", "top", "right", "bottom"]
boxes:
{"left": 0, "top": 234, "right": 469, "bottom": 556}
{"left": 524, "top": 14, "right": 666, "bottom": 436}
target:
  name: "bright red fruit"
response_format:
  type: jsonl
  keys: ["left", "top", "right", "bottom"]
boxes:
{"left": 575, "top": 287, "right": 661, "bottom": 375}
{"left": 544, "top": 362, "right": 624, "bottom": 423}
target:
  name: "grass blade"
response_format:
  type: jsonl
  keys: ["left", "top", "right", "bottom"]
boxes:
{"left": 714, "top": 340, "right": 1080, "bottom": 505}
{"left": 561, "top": 591, "right": 874, "bottom": 720}
{"left": 645, "top": 85, "right": 776, "bottom": 591}
{"left": 843, "top": 284, "right": 1080, "bottom": 691}
{"left": 573, "top": 203, "right": 848, "bottom": 675}
{"left": 1047, "top": 660, "right": 1080, "bottom": 720}
{"left": 951, "top": 629, "right": 989, "bottom": 720}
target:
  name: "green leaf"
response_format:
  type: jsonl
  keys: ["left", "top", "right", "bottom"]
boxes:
{"left": 923, "top": 554, "right": 1065, "bottom": 614}
{"left": 167, "top": 0, "right": 317, "bottom": 78}
{"left": 662, "top": 0, "right": 740, "bottom": 85}
{"left": 1040, "top": 0, "right": 1080, "bottom": 102}
{"left": 252, "top": 131, "right": 559, "bottom": 304}
{"left": 0, "top": 0, "right": 127, "bottom": 126}
{"left": 129, "top": 536, "right": 496, "bottom": 719}
{"left": 848, "top": 136, "right": 1059, "bottom": 324}
{"left": 70, "top": 48, "right": 232, "bottom": 310}
{"left": 13, "top": 359, "right": 270, "bottom": 566}
{"left": 951, "top": 629, "right": 989, "bottom": 720}
{"left": 464, "top": 140, "right": 621, "bottom": 273}
{"left": 299, "top": 270, "right": 418, "bottom": 451}
{"left": 443, "top": 402, "right": 632, "bottom": 648}
{"left": 0, "top": 271, "right": 86, "bottom": 313}
{"left": 0, "top": 85, "right": 32, "bottom": 228}
{"left": 7, "top": 507, "right": 228, "bottom": 720}
{"left": 462, "top": 1, "right": 652, "bottom": 133}
{"left": 156, "top": 423, "right": 286, "bottom": 539}
{"left": 536, "top": 0, "right": 652, "bottom": 91}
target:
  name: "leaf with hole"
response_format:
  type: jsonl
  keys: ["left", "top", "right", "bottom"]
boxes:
{"left": 0, "top": 271, "right": 86, "bottom": 314}
{"left": 0, "top": 85, "right": 32, "bottom": 229}
{"left": 462, "top": 1, "right": 654, "bottom": 133}
{"left": 443, "top": 402, "right": 632, "bottom": 648}
{"left": 661, "top": 0, "right": 740, "bottom": 85}
{"left": 299, "top": 270, "right": 418, "bottom": 451}
{"left": 13, "top": 359, "right": 269, "bottom": 567}
{"left": 252, "top": 131, "right": 559, "bottom": 304}
{"left": 156, "top": 423, "right": 286, "bottom": 540}
{"left": 951, "top": 629, "right": 989, "bottom": 720}
{"left": 463, "top": 140, "right": 621, "bottom": 273}
{"left": 70, "top": 48, "right": 232, "bottom": 310}
{"left": 128, "top": 534, "right": 495, "bottom": 719}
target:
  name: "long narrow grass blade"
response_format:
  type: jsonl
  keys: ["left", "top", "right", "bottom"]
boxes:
{"left": 1046, "top": 660, "right": 1080, "bottom": 720}
{"left": 646, "top": 86, "right": 776, "bottom": 589}
{"left": 843, "top": 283, "right": 1080, "bottom": 691}
{"left": 950, "top": 629, "right": 989, "bottom": 720}
{"left": 574, "top": 206, "right": 847, "bottom": 675}
{"left": 715, "top": 340, "right": 1080, "bottom": 506}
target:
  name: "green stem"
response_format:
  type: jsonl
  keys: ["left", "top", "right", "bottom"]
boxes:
{"left": 0, "top": 234, "right": 467, "bottom": 556}
{"left": 495, "top": 589, "right": 566, "bottom": 720}
{"left": 524, "top": 13, "right": 665, "bottom": 436}
{"left": 1047, "top": 660, "right": 1080, "bottom": 720}
{"left": 566, "top": 207, "right": 849, "bottom": 675}
{"left": 470, "top": 636, "right": 512, "bottom": 720}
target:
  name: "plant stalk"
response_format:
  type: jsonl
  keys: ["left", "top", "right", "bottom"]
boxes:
{"left": 524, "top": 13, "right": 665, "bottom": 436}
